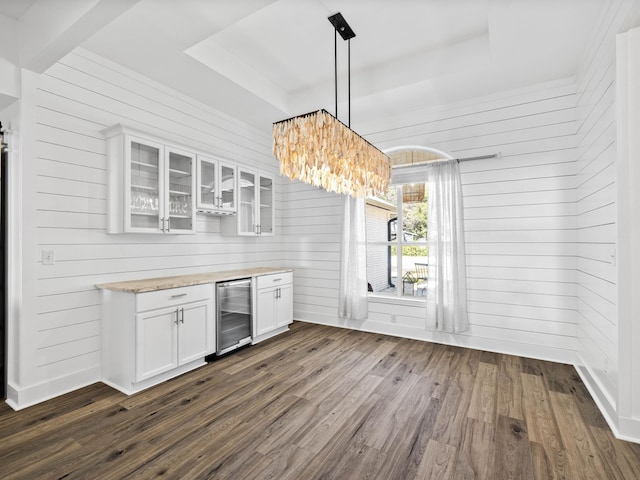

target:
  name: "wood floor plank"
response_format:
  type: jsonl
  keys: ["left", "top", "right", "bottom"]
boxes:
{"left": 416, "top": 439, "right": 457, "bottom": 480}
{"left": 494, "top": 415, "right": 535, "bottom": 480}
{"left": 452, "top": 418, "right": 495, "bottom": 480}
{"left": 467, "top": 362, "right": 498, "bottom": 423}
{"left": 1, "top": 322, "right": 638, "bottom": 479}
{"left": 373, "top": 393, "right": 444, "bottom": 480}
{"left": 521, "top": 372, "right": 564, "bottom": 449}
{"left": 364, "top": 372, "right": 427, "bottom": 450}
{"left": 529, "top": 441, "right": 574, "bottom": 480}
{"left": 431, "top": 372, "right": 476, "bottom": 447}
{"left": 496, "top": 354, "right": 524, "bottom": 421}
{"left": 589, "top": 425, "right": 640, "bottom": 479}
{"left": 549, "top": 391, "right": 610, "bottom": 480}
{"left": 295, "top": 374, "right": 383, "bottom": 453}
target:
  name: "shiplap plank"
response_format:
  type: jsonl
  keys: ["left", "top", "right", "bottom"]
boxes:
{"left": 464, "top": 203, "right": 575, "bottom": 221}
{"left": 36, "top": 176, "right": 107, "bottom": 199}
{"left": 37, "top": 290, "right": 101, "bottom": 314}
{"left": 466, "top": 266, "right": 575, "bottom": 283}
{"left": 35, "top": 123, "right": 105, "bottom": 154}
{"left": 466, "top": 254, "right": 575, "bottom": 270}
{"left": 35, "top": 336, "right": 101, "bottom": 367}
{"left": 37, "top": 321, "right": 100, "bottom": 349}
{"left": 462, "top": 161, "right": 576, "bottom": 185}
{"left": 467, "top": 313, "right": 576, "bottom": 337}
{"left": 467, "top": 278, "right": 577, "bottom": 297}
{"left": 462, "top": 176, "right": 574, "bottom": 197}
{"left": 465, "top": 217, "right": 575, "bottom": 232}
{"left": 35, "top": 138, "right": 106, "bottom": 170}
{"left": 576, "top": 271, "right": 616, "bottom": 304}
{"left": 467, "top": 290, "right": 576, "bottom": 310}
{"left": 463, "top": 189, "right": 575, "bottom": 208}
{"left": 465, "top": 230, "right": 576, "bottom": 244}
{"left": 465, "top": 242, "right": 578, "bottom": 256}
{"left": 37, "top": 305, "right": 101, "bottom": 330}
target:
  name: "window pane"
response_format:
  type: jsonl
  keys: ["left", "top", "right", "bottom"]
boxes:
{"left": 402, "top": 183, "right": 428, "bottom": 243}
{"left": 401, "top": 245, "right": 428, "bottom": 296}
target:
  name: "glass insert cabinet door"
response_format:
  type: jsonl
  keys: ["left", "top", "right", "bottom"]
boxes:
{"left": 198, "top": 157, "right": 217, "bottom": 209}
{"left": 196, "top": 156, "right": 237, "bottom": 213}
{"left": 166, "top": 147, "right": 195, "bottom": 233}
{"left": 258, "top": 175, "right": 273, "bottom": 235}
{"left": 129, "top": 139, "right": 162, "bottom": 231}
{"left": 239, "top": 170, "right": 256, "bottom": 234}
{"left": 219, "top": 163, "right": 236, "bottom": 211}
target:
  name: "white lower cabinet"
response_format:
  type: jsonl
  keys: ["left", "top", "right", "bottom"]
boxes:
{"left": 254, "top": 272, "right": 293, "bottom": 343}
{"left": 102, "top": 284, "right": 214, "bottom": 394}
{"left": 135, "top": 299, "right": 210, "bottom": 381}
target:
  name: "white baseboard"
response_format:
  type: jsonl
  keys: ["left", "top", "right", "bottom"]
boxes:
{"left": 574, "top": 360, "right": 640, "bottom": 445}
{"left": 5, "top": 366, "right": 101, "bottom": 411}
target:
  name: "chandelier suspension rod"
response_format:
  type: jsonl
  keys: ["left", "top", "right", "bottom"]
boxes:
{"left": 334, "top": 27, "right": 338, "bottom": 120}
{"left": 348, "top": 38, "right": 351, "bottom": 128}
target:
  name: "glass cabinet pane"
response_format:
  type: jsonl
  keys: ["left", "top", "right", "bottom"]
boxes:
{"left": 220, "top": 164, "right": 236, "bottom": 210}
{"left": 239, "top": 171, "right": 256, "bottom": 234}
{"left": 259, "top": 175, "right": 273, "bottom": 234}
{"left": 199, "top": 158, "right": 217, "bottom": 209}
{"left": 167, "top": 150, "right": 193, "bottom": 232}
{"left": 130, "top": 141, "right": 161, "bottom": 230}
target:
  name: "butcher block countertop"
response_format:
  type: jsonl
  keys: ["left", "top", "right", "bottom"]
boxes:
{"left": 96, "top": 267, "right": 292, "bottom": 293}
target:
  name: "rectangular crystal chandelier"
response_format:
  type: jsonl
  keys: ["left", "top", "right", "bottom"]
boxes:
{"left": 273, "top": 109, "right": 390, "bottom": 198}
{"left": 271, "top": 13, "right": 390, "bottom": 198}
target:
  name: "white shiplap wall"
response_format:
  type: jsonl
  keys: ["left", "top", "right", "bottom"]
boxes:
{"left": 573, "top": 0, "right": 640, "bottom": 417}
{"left": 11, "top": 48, "right": 280, "bottom": 407}
{"left": 283, "top": 79, "right": 579, "bottom": 364}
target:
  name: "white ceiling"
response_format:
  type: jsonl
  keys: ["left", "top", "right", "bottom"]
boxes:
{"left": 8, "top": 0, "right": 606, "bottom": 133}
{"left": 0, "top": 0, "right": 37, "bottom": 20}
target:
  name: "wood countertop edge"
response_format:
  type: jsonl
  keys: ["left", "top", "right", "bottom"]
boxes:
{"left": 96, "top": 267, "right": 293, "bottom": 293}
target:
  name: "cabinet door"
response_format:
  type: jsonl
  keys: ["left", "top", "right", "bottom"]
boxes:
{"left": 238, "top": 170, "right": 257, "bottom": 235}
{"left": 219, "top": 162, "right": 237, "bottom": 213}
{"left": 126, "top": 136, "right": 164, "bottom": 233}
{"left": 196, "top": 156, "right": 218, "bottom": 210}
{"left": 258, "top": 174, "right": 274, "bottom": 235}
{"left": 276, "top": 284, "right": 293, "bottom": 328}
{"left": 256, "top": 287, "right": 277, "bottom": 336}
{"left": 136, "top": 306, "right": 179, "bottom": 381}
{"left": 178, "top": 300, "right": 211, "bottom": 365}
{"left": 165, "top": 147, "right": 196, "bottom": 234}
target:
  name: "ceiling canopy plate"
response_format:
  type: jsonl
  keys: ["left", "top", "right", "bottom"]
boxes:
{"left": 328, "top": 12, "right": 356, "bottom": 41}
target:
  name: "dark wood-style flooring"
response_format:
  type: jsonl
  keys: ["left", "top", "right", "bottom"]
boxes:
{"left": 1, "top": 321, "right": 639, "bottom": 479}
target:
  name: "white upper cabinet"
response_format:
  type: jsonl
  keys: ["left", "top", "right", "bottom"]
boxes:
{"left": 222, "top": 169, "right": 274, "bottom": 236}
{"left": 103, "top": 125, "right": 196, "bottom": 234}
{"left": 196, "top": 155, "right": 237, "bottom": 214}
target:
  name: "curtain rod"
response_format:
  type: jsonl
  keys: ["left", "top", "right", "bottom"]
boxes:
{"left": 391, "top": 152, "right": 501, "bottom": 170}
{"left": 456, "top": 153, "right": 501, "bottom": 163}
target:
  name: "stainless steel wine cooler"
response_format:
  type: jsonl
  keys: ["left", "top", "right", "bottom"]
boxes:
{"left": 216, "top": 278, "right": 253, "bottom": 356}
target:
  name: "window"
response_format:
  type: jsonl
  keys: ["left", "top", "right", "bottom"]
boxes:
{"left": 366, "top": 182, "right": 428, "bottom": 297}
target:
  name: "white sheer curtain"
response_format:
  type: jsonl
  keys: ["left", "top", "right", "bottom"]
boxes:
{"left": 426, "top": 160, "right": 469, "bottom": 333}
{"left": 338, "top": 195, "right": 368, "bottom": 320}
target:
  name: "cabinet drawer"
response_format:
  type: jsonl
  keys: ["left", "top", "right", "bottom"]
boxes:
{"left": 136, "top": 284, "right": 211, "bottom": 312}
{"left": 256, "top": 272, "right": 292, "bottom": 290}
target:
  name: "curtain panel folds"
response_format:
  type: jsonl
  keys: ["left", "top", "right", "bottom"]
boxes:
{"left": 338, "top": 195, "right": 368, "bottom": 320}
{"left": 426, "top": 161, "right": 469, "bottom": 333}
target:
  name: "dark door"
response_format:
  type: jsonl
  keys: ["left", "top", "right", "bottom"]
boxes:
{"left": 1, "top": 127, "right": 6, "bottom": 399}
